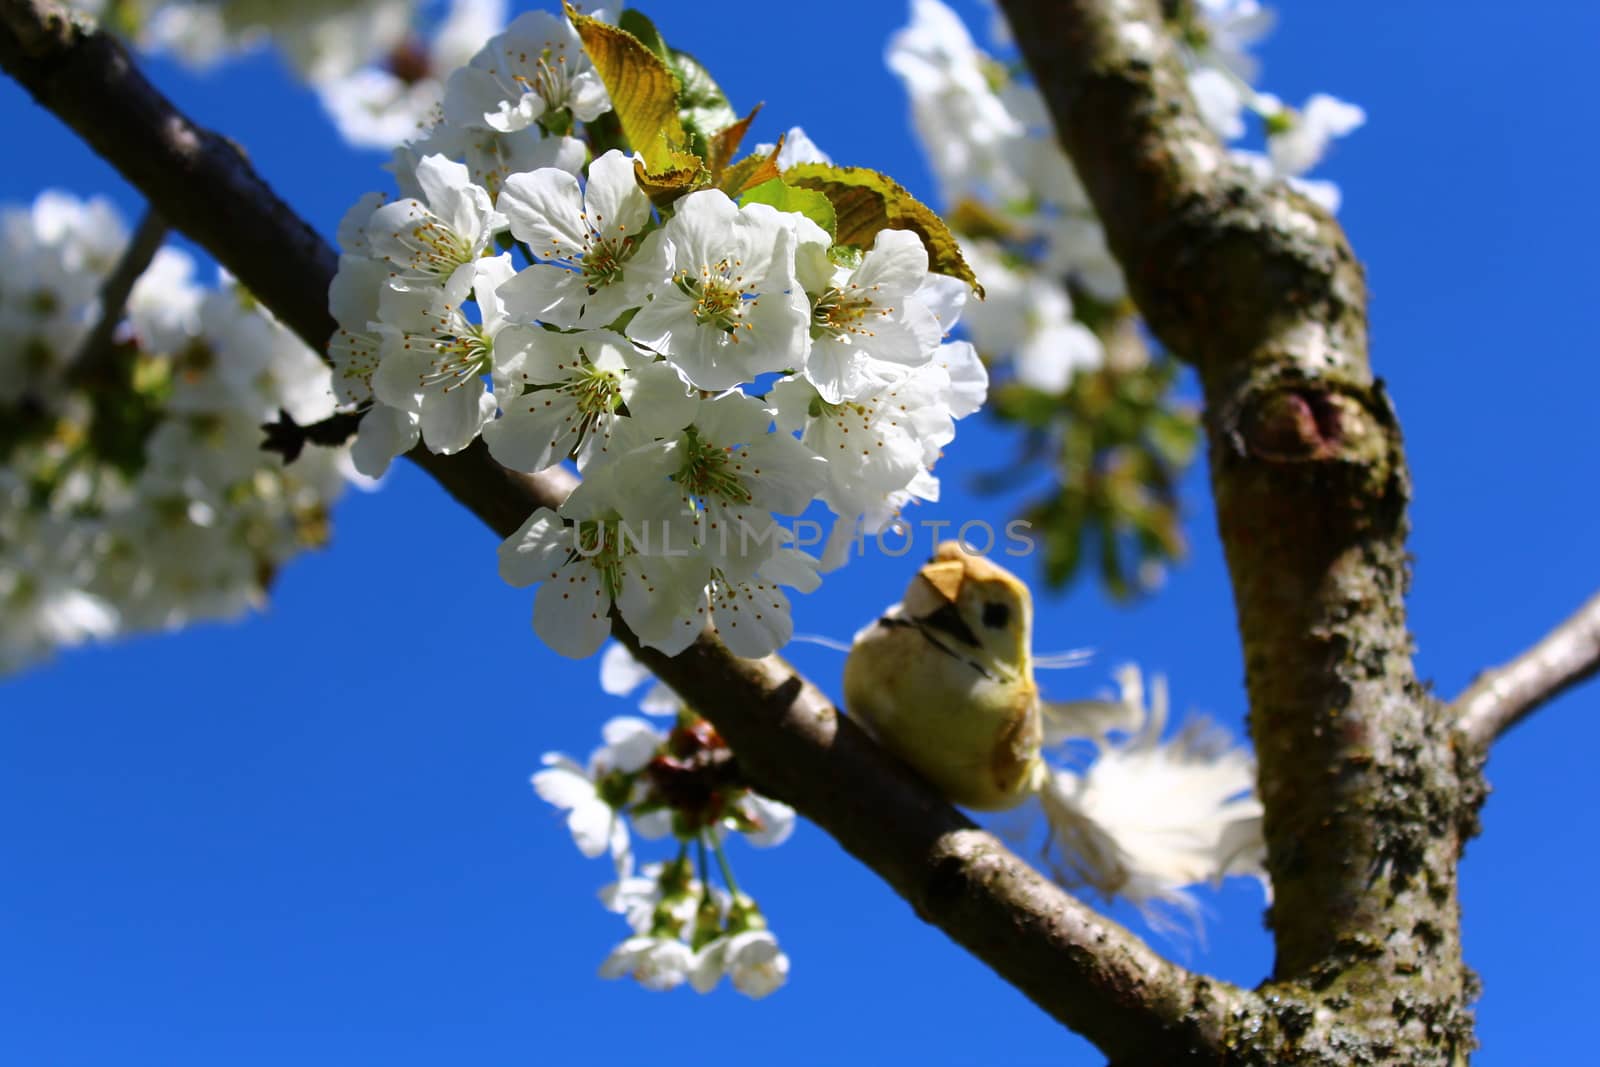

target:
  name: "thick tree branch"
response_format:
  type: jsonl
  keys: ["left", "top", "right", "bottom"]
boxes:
{"left": 1454, "top": 590, "right": 1600, "bottom": 751}
{"left": 0, "top": 1, "right": 1254, "bottom": 1058}
{"left": 1000, "top": 0, "right": 1476, "bottom": 1060}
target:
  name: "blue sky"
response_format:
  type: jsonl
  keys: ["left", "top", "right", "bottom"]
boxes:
{"left": 3, "top": 2, "right": 1597, "bottom": 1063}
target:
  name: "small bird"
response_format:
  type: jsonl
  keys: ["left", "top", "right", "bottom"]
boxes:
{"left": 844, "top": 546, "right": 1268, "bottom": 921}
{"left": 843, "top": 541, "right": 1080, "bottom": 809}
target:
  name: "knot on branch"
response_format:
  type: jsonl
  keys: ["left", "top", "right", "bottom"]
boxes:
{"left": 1239, "top": 387, "right": 1348, "bottom": 462}
{"left": 1219, "top": 378, "right": 1405, "bottom": 534}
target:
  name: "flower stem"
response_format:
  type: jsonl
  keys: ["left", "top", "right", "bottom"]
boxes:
{"left": 712, "top": 835, "right": 742, "bottom": 899}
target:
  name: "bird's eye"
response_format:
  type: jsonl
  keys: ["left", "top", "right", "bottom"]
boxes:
{"left": 981, "top": 602, "right": 1010, "bottom": 629}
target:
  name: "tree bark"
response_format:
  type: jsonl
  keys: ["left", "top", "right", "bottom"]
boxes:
{"left": 998, "top": 0, "right": 1479, "bottom": 1062}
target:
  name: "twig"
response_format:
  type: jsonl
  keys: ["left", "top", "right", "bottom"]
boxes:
{"left": 68, "top": 206, "right": 167, "bottom": 379}
{"left": 261, "top": 407, "right": 366, "bottom": 464}
{"left": 1455, "top": 590, "right": 1600, "bottom": 750}
{"left": 0, "top": 3, "right": 1257, "bottom": 1057}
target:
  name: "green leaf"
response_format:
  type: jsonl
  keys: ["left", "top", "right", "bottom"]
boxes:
{"left": 741, "top": 178, "right": 837, "bottom": 241}
{"left": 564, "top": 3, "right": 698, "bottom": 178}
{"left": 616, "top": 11, "right": 751, "bottom": 180}
{"left": 783, "top": 164, "right": 983, "bottom": 296}
{"left": 981, "top": 351, "right": 1197, "bottom": 597}
{"left": 946, "top": 197, "right": 1019, "bottom": 242}
{"left": 666, "top": 48, "right": 739, "bottom": 145}
{"left": 617, "top": 9, "right": 668, "bottom": 59}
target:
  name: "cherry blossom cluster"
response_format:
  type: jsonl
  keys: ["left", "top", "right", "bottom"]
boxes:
{"left": 0, "top": 192, "right": 358, "bottom": 675}
{"left": 331, "top": 7, "right": 985, "bottom": 661}
{"left": 317, "top": 0, "right": 507, "bottom": 150}
{"left": 69, "top": 0, "right": 427, "bottom": 83}
{"left": 1178, "top": 0, "right": 1367, "bottom": 213}
{"left": 887, "top": 0, "right": 1363, "bottom": 393}
{"left": 1035, "top": 663, "right": 1267, "bottom": 928}
{"left": 531, "top": 644, "right": 795, "bottom": 997}
{"left": 70, "top": 0, "right": 488, "bottom": 150}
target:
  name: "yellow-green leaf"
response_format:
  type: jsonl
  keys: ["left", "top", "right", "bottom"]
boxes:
{"left": 784, "top": 163, "right": 984, "bottom": 296}
{"left": 741, "top": 178, "right": 837, "bottom": 240}
{"left": 632, "top": 157, "right": 703, "bottom": 205}
{"left": 719, "top": 137, "right": 784, "bottom": 198}
{"left": 947, "top": 197, "right": 1020, "bottom": 243}
{"left": 707, "top": 103, "right": 761, "bottom": 179}
{"left": 564, "top": 3, "right": 695, "bottom": 176}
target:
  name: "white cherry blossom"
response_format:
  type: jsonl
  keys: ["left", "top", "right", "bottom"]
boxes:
{"left": 531, "top": 715, "right": 664, "bottom": 867}
{"left": 705, "top": 566, "right": 799, "bottom": 659}
{"left": 350, "top": 402, "right": 421, "bottom": 478}
{"left": 928, "top": 339, "right": 986, "bottom": 421}
{"left": 142, "top": 0, "right": 421, "bottom": 82}
{"left": 318, "top": 0, "right": 507, "bottom": 150}
{"left": 484, "top": 326, "right": 695, "bottom": 473}
{"left": 599, "top": 861, "right": 719, "bottom": 934}
{"left": 336, "top": 191, "right": 388, "bottom": 257}
{"left": 497, "top": 468, "right": 710, "bottom": 659}
{"left": 1267, "top": 93, "right": 1367, "bottom": 183}
{"left": 160, "top": 274, "right": 336, "bottom": 426}
{"left": 371, "top": 254, "right": 515, "bottom": 454}
{"left": 531, "top": 753, "right": 629, "bottom": 863}
{"left": 803, "top": 228, "right": 942, "bottom": 404}
{"left": 328, "top": 254, "right": 390, "bottom": 405}
{"left": 128, "top": 247, "right": 203, "bottom": 354}
{"left": 1190, "top": 66, "right": 1249, "bottom": 141}
{"left": 771, "top": 365, "right": 957, "bottom": 530}
{"left": 1231, "top": 91, "right": 1364, "bottom": 214}
{"left": 599, "top": 935, "right": 695, "bottom": 991}
{"left": 690, "top": 927, "right": 791, "bottom": 999}
{"left": 1, "top": 188, "right": 361, "bottom": 674}
{"left": 613, "top": 391, "right": 825, "bottom": 578}
{"left": 365, "top": 154, "right": 504, "bottom": 289}
{"left": 963, "top": 242, "right": 1104, "bottom": 393}
{"left": 754, "top": 125, "right": 832, "bottom": 169}
{"left": 886, "top": 0, "right": 1027, "bottom": 205}
{"left": 599, "top": 642, "right": 678, "bottom": 716}
{"left": 407, "top": 118, "right": 587, "bottom": 202}
{"left": 0, "top": 192, "right": 118, "bottom": 403}
{"left": 445, "top": 9, "right": 611, "bottom": 135}
{"left": 496, "top": 150, "right": 657, "bottom": 328}
{"left": 1191, "top": 0, "right": 1276, "bottom": 83}
{"left": 626, "top": 191, "right": 811, "bottom": 392}
{"left": 730, "top": 793, "right": 796, "bottom": 849}
{"left": 0, "top": 521, "right": 119, "bottom": 673}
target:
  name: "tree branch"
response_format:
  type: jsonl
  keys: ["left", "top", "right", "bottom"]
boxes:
{"left": 0, "top": 1, "right": 1256, "bottom": 1058}
{"left": 69, "top": 205, "right": 167, "bottom": 380}
{"left": 999, "top": 0, "right": 1477, "bottom": 1058}
{"left": 1454, "top": 590, "right": 1600, "bottom": 751}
